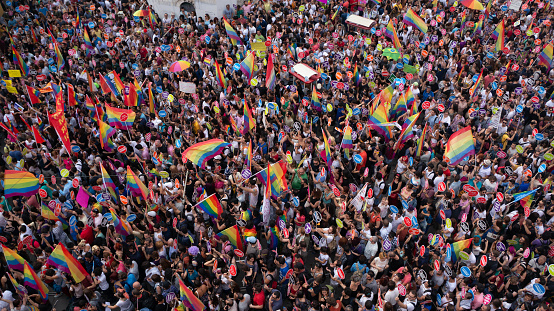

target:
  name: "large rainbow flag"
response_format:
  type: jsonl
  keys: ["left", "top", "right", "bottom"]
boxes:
{"left": 403, "top": 9, "right": 428, "bottom": 34}
{"left": 538, "top": 41, "right": 553, "bottom": 69}
{"left": 127, "top": 166, "right": 149, "bottom": 201}
{"left": 240, "top": 51, "right": 255, "bottom": 82}
{"left": 217, "top": 225, "right": 244, "bottom": 251}
{"left": 41, "top": 201, "right": 69, "bottom": 229}
{"left": 182, "top": 139, "right": 230, "bottom": 168}
{"left": 178, "top": 277, "right": 205, "bottom": 311}
{"left": 194, "top": 194, "right": 223, "bottom": 219}
{"left": 24, "top": 261, "right": 49, "bottom": 300}
{"left": 2, "top": 245, "right": 25, "bottom": 271}
{"left": 110, "top": 208, "right": 132, "bottom": 236}
{"left": 105, "top": 104, "right": 136, "bottom": 129}
{"left": 223, "top": 17, "right": 242, "bottom": 45}
{"left": 444, "top": 126, "right": 475, "bottom": 165}
{"left": 46, "top": 243, "right": 89, "bottom": 283}
{"left": 4, "top": 170, "right": 39, "bottom": 198}
{"left": 385, "top": 20, "right": 402, "bottom": 50}
{"left": 367, "top": 102, "right": 393, "bottom": 141}
{"left": 449, "top": 238, "right": 472, "bottom": 262}
{"left": 492, "top": 20, "right": 505, "bottom": 52}
{"left": 255, "top": 161, "right": 288, "bottom": 199}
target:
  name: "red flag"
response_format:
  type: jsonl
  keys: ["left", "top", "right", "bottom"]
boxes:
{"left": 19, "top": 116, "right": 45, "bottom": 144}
{"left": 48, "top": 110, "right": 72, "bottom": 153}
{"left": 55, "top": 90, "right": 64, "bottom": 112}
{"left": 99, "top": 74, "right": 112, "bottom": 95}
{"left": 124, "top": 83, "right": 138, "bottom": 107}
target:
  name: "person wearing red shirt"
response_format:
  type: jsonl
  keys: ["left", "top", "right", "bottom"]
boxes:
{"left": 250, "top": 284, "right": 265, "bottom": 310}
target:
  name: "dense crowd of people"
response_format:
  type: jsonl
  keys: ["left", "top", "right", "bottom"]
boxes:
{"left": 0, "top": 0, "right": 554, "bottom": 310}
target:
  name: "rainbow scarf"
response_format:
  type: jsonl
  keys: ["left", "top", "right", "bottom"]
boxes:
{"left": 45, "top": 243, "right": 89, "bottom": 283}
{"left": 246, "top": 139, "right": 253, "bottom": 171}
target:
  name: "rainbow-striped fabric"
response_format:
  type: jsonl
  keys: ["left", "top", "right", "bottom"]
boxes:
{"left": 46, "top": 243, "right": 89, "bottom": 283}
{"left": 444, "top": 126, "right": 475, "bottom": 165}
{"left": 195, "top": 194, "right": 223, "bottom": 218}
{"left": 403, "top": 9, "right": 428, "bottom": 34}
{"left": 182, "top": 139, "right": 230, "bottom": 168}
{"left": 4, "top": 170, "right": 39, "bottom": 198}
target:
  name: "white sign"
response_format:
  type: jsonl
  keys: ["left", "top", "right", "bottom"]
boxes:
{"left": 509, "top": 0, "right": 522, "bottom": 10}
{"left": 179, "top": 81, "right": 197, "bottom": 94}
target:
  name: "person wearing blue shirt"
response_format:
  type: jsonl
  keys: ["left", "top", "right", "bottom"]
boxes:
{"left": 421, "top": 85, "right": 434, "bottom": 102}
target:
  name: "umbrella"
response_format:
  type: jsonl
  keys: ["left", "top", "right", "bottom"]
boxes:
{"left": 169, "top": 60, "right": 191, "bottom": 72}
{"left": 461, "top": 0, "right": 484, "bottom": 10}
{"left": 133, "top": 10, "right": 149, "bottom": 17}
{"left": 382, "top": 48, "right": 401, "bottom": 60}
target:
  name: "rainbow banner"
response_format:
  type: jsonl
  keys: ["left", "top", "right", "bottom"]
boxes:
{"left": 240, "top": 50, "right": 255, "bottom": 82}
{"left": 182, "top": 139, "right": 231, "bottom": 168}
{"left": 24, "top": 261, "right": 49, "bottom": 300}
{"left": 403, "top": 9, "right": 428, "bottom": 34}
{"left": 194, "top": 194, "right": 223, "bottom": 219}
{"left": 127, "top": 166, "right": 149, "bottom": 201}
{"left": 41, "top": 202, "right": 69, "bottom": 229}
{"left": 223, "top": 17, "right": 242, "bottom": 45}
{"left": 178, "top": 277, "right": 205, "bottom": 311}
{"left": 105, "top": 104, "right": 136, "bottom": 129}
{"left": 4, "top": 170, "right": 39, "bottom": 198}
{"left": 101, "top": 164, "right": 118, "bottom": 203}
{"left": 538, "top": 41, "right": 553, "bottom": 69}
{"left": 242, "top": 101, "right": 255, "bottom": 135}
{"left": 217, "top": 225, "right": 244, "bottom": 251}
{"left": 255, "top": 161, "right": 288, "bottom": 199}
{"left": 449, "top": 238, "right": 472, "bottom": 262}
{"left": 2, "top": 245, "right": 25, "bottom": 271}
{"left": 445, "top": 126, "right": 475, "bottom": 165}
{"left": 46, "top": 243, "right": 89, "bottom": 283}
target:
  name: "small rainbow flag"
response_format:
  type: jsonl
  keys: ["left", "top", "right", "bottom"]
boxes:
{"left": 102, "top": 74, "right": 121, "bottom": 97}
{"left": 485, "top": 0, "right": 493, "bottom": 18}
{"left": 83, "top": 28, "right": 94, "bottom": 55}
{"left": 398, "top": 112, "right": 421, "bottom": 146}
{"left": 41, "top": 202, "right": 69, "bottom": 229}
{"left": 242, "top": 100, "right": 255, "bottom": 135}
{"left": 4, "top": 170, "right": 39, "bottom": 198}
{"left": 311, "top": 85, "right": 322, "bottom": 111}
{"left": 195, "top": 194, "right": 223, "bottom": 218}
{"left": 240, "top": 51, "right": 255, "bottom": 82}
{"left": 214, "top": 60, "right": 227, "bottom": 89}
{"left": 178, "top": 277, "right": 205, "bottom": 311}
{"left": 148, "top": 83, "right": 156, "bottom": 115}
{"left": 385, "top": 20, "right": 402, "bottom": 50}
{"left": 403, "top": 9, "right": 428, "bottom": 34}
{"left": 101, "top": 164, "right": 118, "bottom": 203}
{"left": 473, "top": 19, "right": 483, "bottom": 36}
{"left": 269, "top": 226, "right": 280, "bottom": 250}
{"left": 322, "top": 130, "right": 333, "bottom": 170}
{"left": 2, "top": 245, "right": 25, "bottom": 271}
{"left": 353, "top": 63, "right": 361, "bottom": 86}
{"left": 492, "top": 20, "right": 505, "bottom": 52}
{"left": 53, "top": 42, "right": 65, "bottom": 71}
{"left": 469, "top": 69, "right": 483, "bottom": 98}
{"left": 255, "top": 161, "right": 288, "bottom": 199}
{"left": 110, "top": 208, "right": 132, "bottom": 236}
{"left": 223, "top": 17, "right": 242, "bottom": 45}
{"left": 12, "top": 44, "right": 29, "bottom": 76}
{"left": 127, "top": 166, "right": 149, "bottom": 201}
{"left": 367, "top": 102, "right": 393, "bottom": 141}
{"left": 390, "top": 93, "right": 407, "bottom": 119}
{"left": 46, "top": 243, "right": 89, "bottom": 283}
{"left": 25, "top": 84, "right": 41, "bottom": 104}
{"left": 266, "top": 54, "right": 276, "bottom": 90}
{"left": 445, "top": 126, "right": 475, "bottom": 165}
{"left": 105, "top": 104, "right": 136, "bottom": 129}
{"left": 217, "top": 225, "right": 244, "bottom": 251}
{"left": 416, "top": 123, "right": 428, "bottom": 156}
{"left": 98, "top": 119, "right": 116, "bottom": 152}
{"left": 24, "top": 261, "right": 49, "bottom": 300}
{"left": 538, "top": 40, "right": 553, "bottom": 69}
{"left": 182, "top": 139, "right": 231, "bottom": 169}
{"left": 449, "top": 238, "right": 472, "bottom": 262}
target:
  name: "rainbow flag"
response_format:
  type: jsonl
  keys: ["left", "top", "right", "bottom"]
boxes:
{"left": 492, "top": 20, "right": 505, "bottom": 52}
{"left": 109, "top": 208, "right": 132, "bottom": 236}
{"left": 134, "top": 78, "right": 144, "bottom": 104}
{"left": 85, "top": 95, "right": 96, "bottom": 119}
{"left": 266, "top": 54, "right": 276, "bottom": 90}
{"left": 403, "top": 9, "right": 428, "bottom": 34}
{"left": 182, "top": 139, "right": 231, "bottom": 169}
{"left": 7, "top": 272, "right": 25, "bottom": 297}
{"left": 214, "top": 60, "right": 227, "bottom": 89}
{"left": 243, "top": 227, "right": 257, "bottom": 237}
{"left": 46, "top": 243, "right": 88, "bottom": 283}
{"left": 311, "top": 85, "right": 322, "bottom": 111}
{"left": 4, "top": 170, "right": 39, "bottom": 198}
{"left": 12, "top": 45, "right": 29, "bottom": 76}
{"left": 217, "top": 225, "right": 244, "bottom": 251}
{"left": 223, "top": 17, "right": 242, "bottom": 45}
{"left": 240, "top": 51, "right": 255, "bottom": 82}
{"left": 385, "top": 20, "right": 402, "bottom": 50}
{"left": 246, "top": 139, "right": 253, "bottom": 171}
{"left": 2, "top": 245, "right": 25, "bottom": 271}
{"left": 102, "top": 74, "right": 121, "bottom": 97}
{"left": 109, "top": 71, "right": 125, "bottom": 95}
{"left": 83, "top": 28, "right": 94, "bottom": 55}
{"left": 287, "top": 43, "right": 297, "bottom": 59}
{"left": 405, "top": 86, "right": 415, "bottom": 111}
{"left": 101, "top": 164, "right": 118, "bottom": 203}
{"left": 105, "top": 104, "right": 136, "bottom": 129}
{"left": 269, "top": 226, "right": 280, "bottom": 250}
{"left": 469, "top": 69, "right": 483, "bottom": 98}
{"left": 195, "top": 194, "right": 223, "bottom": 218}
{"left": 30, "top": 26, "right": 38, "bottom": 43}
{"left": 353, "top": 63, "right": 361, "bottom": 86}
{"left": 473, "top": 19, "right": 483, "bottom": 36}
{"left": 367, "top": 102, "right": 393, "bottom": 141}
{"left": 513, "top": 189, "right": 539, "bottom": 206}
{"left": 148, "top": 83, "right": 156, "bottom": 115}
{"left": 322, "top": 130, "right": 333, "bottom": 170}
{"left": 127, "top": 166, "right": 149, "bottom": 201}
{"left": 255, "top": 161, "right": 288, "bottom": 199}
{"left": 416, "top": 123, "right": 428, "bottom": 156}
{"left": 242, "top": 100, "right": 255, "bottom": 134}
{"left": 379, "top": 84, "right": 394, "bottom": 104}
{"left": 178, "top": 277, "right": 205, "bottom": 311}
{"left": 332, "top": 5, "right": 342, "bottom": 20}
{"left": 449, "top": 238, "right": 472, "bottom": 263}
{"left": 390, "top": 93, "right": 407, "bottom": 119}
{"left": 54, "top": 42, "right": 65, "bottom": 71}
{"left": 175, "top": 301, "right": 186, "bottom": 311}
{"left": 398, "top": 112, "right": 421, "bottom": 145}
{"left": 445, "top": 126, "right": 475, "bottom": 165}
{"left": 538, "top": 41, "right": 553, "bottom": 69}
{"left": 25, "top": 84, "right": 41, "bottom": 104}
{"left": 485, "top": 0, "right": 493, "bottom": 18}
{"left": 341, "top": 125, "right": 353, "bottom": 157}
{"left": 24, "top": 261, "right": 49, "bottom": 300}
{"left": 98, "top": 120, "right": 116, "bottom": 152}
{"left": 41, "top": 202, "right": 69, "bottom": 229}
{"left": 520, "top": 192, "right": 535, "bottom": 208}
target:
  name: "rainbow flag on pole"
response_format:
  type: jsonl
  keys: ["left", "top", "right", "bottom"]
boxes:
{"left": 83, "top": 28, "right": 94, "bottom": 55}
{"left": 266, "top": 54, "right": 276, "bottom": 90}
{"left": 367, "top": 102, "right": 393, "bottom": 141}
{"left": 385, "top": 20, "right": 402, "bottom": 50}
{"left": 109, "top": 208, "right": 132, "bottom": 236}
{"left": 24, "top": 261, "right": 49, "bottom": 300}
{"left": 182, "top": 139, "right": 231, "bottom": 169}
{"left": 127, "top": 166, "right": 149, "bottom": 201}
{"left": 469, "top": 69, "right": 483, "bottom": 98}
{"left": 12, "top": 45, "right": 29, "bottom": 76}
{"left": 223, "top": 17, "right": 242, "bottom": 45}
{"left": 255, "top": 161, "right": 288, "bottom": 199}
{"left": 25, "top": 84, "right": 41, "bottom": 104}
{"left": 4, "top": 170, "right": 39, "bottom": 198}
{"left": 341, "top": 125, "right": 353, "bottom": 157}
{"left": 444, "top": 126, "right": 475, "bottom": 165}
{"left": 194, "top": 194, "right": 223, "bottom": 218}
{"left": 390, "top": 93, "right": 407, "bottom": 119}
{"left": 513, "top": 189, "right": 539, "bottom": 206}
{"left": 416, "top": 123, "right": 428, "bottom": 156}
{"left": 101, "top": 164, "right": 118, "bottom": 203}
{"left": 240, "top": 51, "right": 255, "bottom": 82}
{"left": 46, "top": 243, "right": 89, "bottom": 283}
{"left": 398, "top": 111, "right": 421, "bottom": 145}
{"left": 322, "top": 130, "right": 333, "bottom": 170}
{"left": 217, "top": 225, "right": 244, "bottom": 251}
{"left": 105, "top": 104, "right": 136, "bottom": 129}
{"left": 214, "top": 60, "right": 227, "bottom": 89}
{"left": 538, "top": 41, "right": 553, "bottom": 69}
{"left": 449, "top": 238, "right": 472, "bottom": 263}
{"left": 403, "top": 9, "right": 428, "bottom": 34}
{"left": 311, "top": 85, "right": 322, "bottom": 111}
{"left": 97, "top": 120, "right": 116, "bottom": 152}
{"left": 178, "top": 277, "right": 205, "bottom": 311}
{"left": 2, "top": 245, "right": 25, "bottom": 271}
{"left": 242, "top": 100, "right": 255, "bottom": 135}
{"left": 41, "top": 202, "right": 69, "bottom": 229}
{"left": 492, "top": 20, "right": 505, "bottom": 52}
